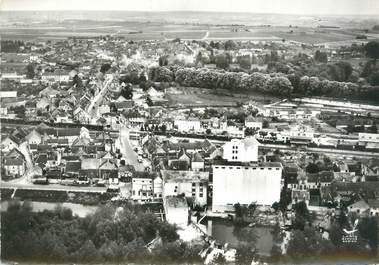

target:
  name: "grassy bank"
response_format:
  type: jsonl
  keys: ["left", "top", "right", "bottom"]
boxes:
{"left": 1, "top": 188, "right": 114, "bottom": 205}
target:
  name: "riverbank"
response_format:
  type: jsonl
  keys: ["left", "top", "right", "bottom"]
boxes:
{"left": 1, "top": 188, "right": 114, "bottom": 205}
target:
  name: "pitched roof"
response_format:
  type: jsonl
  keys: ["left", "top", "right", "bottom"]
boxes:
{"left": 57, "top": 128, "right": 81, "bottom": 137}
{"left": 348, "top": 199, "right": 370, "bottom": 210}
{"left": 72, "top": 137, "right": 91, "bottom": 146}
{"left": 81, "top": 158, "right": 100, "bottom": 170}
{"left": 307, "top": 171, "right": 334, "bottom": 183}
{"left": 161, "top": 170, "right": 209, "bottom": 183}
{"left": 192, "top": 152, "right": 204, "bottom": 163}
{"left": 165, "top": 196, "right": 188, "bottom": 208}
{"left": 65, "top": 161, "right": 81, "bottom": 172}
{"left": 168, "top": 160, "right": 189, "bottom": 171}
{"left": 99, "top": 160, "right": 117, "bottom": 170}
{"left": 5, "top": 148, "right": 24, "bottom": 159}
{"left": 3, "top": 158, "right": 24, "bottom": 166}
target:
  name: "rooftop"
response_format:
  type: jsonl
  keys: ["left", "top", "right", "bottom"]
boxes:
{"left": 161, "top": 170, "right": 209, "bottom": 183}
{"left": 213, "top": 159, "right": 282, "bottom": 168}
{"left": 165, "top": 195, "right": 188, "bottom": 209}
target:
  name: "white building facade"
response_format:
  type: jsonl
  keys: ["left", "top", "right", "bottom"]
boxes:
{"left": 212, "top": 163, "right": 282, "bottom": 212}
{"left": 223, "top": 138, "right": 259, "bottom": 162}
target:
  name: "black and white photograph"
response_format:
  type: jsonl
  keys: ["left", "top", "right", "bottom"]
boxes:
{"left": 1, "top": 0, "right": 379, "bottom": 264}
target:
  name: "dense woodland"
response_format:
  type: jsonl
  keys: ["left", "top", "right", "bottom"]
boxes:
{"left": 1, "top": 200, "right": 204, "bottom": 264}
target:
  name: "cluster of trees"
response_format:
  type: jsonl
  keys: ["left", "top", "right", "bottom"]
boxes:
{"left": 2, "top": 200, "right": 203, "bottom": 264}
{"left": 269, "top": 57, "right": 356, "bottom": 83}
{"left": 269, "top": 41, "right": 379, "bottom": 88}
{"left": 148, "top": 65, "right": 379, "bottom": 101}
{"left": 274, "top": 201, "right": 379, "bottom": 263}
{"left": 173, "top": 67, "right": 293, "bottom": 96}
{"left": 1, "top": 40, "right": 25, "bottom": 53}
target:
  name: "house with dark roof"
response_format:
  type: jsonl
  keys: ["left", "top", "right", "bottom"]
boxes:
{"left": 65, "top": 161, "right": 81, "bottom": 177}
{"left": 191, "top": 152, "right": 204, "bottom": 171}
{"left": 3, "top": 157, "right": 25, "bottom": 177}
{"left": 4, "top": 148, "right": 24, "bottom": 160}
{"left": 99, "top": 160, "right": 118, "bottom": 179}
{"left": 114, "top": 100, "right": 134, "bottom": 111}
{"left": 306, "top": 171, "right": 334, "bottom": 189}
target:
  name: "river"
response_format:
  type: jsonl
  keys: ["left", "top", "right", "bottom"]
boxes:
{"left": 206, "top": 218, "right": 274, "bottom": 256}
{"left": 1, "top": 200, "right": 98, "bottom": 218}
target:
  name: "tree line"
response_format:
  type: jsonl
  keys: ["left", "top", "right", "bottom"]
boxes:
{"left": 148, "top": 65, "right": 379, "bottom": 101}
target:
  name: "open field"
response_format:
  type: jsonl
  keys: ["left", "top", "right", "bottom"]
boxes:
{"left": 1, "top": 11, "right": 379, "bottom": 44}
{"left": 1, "top": 27, "right": 366, "bottom": 43}
{"left": 166, "top": 86, "right": 277, "bottom": 107}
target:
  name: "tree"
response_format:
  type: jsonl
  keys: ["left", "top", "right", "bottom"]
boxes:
{"left": 12, "top": 105, "right": 26, "bottom": 119}
{"left": 314, "top": 50, "right": 328, "bottom": 63}
{"left": 287, "top": 227, "right": 334, "bottom": 260}
{"left": 72, "top": 74, "right": 83, "bottom": 88}
{"left": 215, "top": 54, "right": 231, "bottom": 69}
{"left": 245, "top": 127, "right": 256, "bottom": 136}
{"left": 262, "top": 120, "right": 269, "bottom": 128}
{"left": 76, "top": 240, "right": 99, "bottom": 262}
{"left": 160, "top": 124, "right": 167, "bottom": 132}
{"left": 358, "top": 216, "right": 379, "bottom": 251}
{"left": 306, "top": 163, "right": 320, "bottom": 174}
{"left": 292, "top": 201, "right": 313, "bottom": 230}
{"left": 224, "top": 40, "right": 237, "bottom": 50}
{"left": 120, "top": 85, "right": 133, "bottom": 100}
{"left": 328, "top": 62, "right": 353, "bottom": 82}
{"left": 235, "top": 243, "right": 256, "bottom": 265}
{"left": 368, "top": 71, "right": 379, "bottom": 86}
{"left": 159, "top": 56, "right": 168, "bottom": 66}
{"left": 146, "top": 96, "right": 153, "bottom": 107}
{"left": 26, "top": 63, "right": 35, "bottom": 79}
{"left": 364, "top": 41, "right": 379, "bottom": 60}
{"left": 100, "top": 63, "right": 111, "bottom": 73}
{"left": 206, "top": 128, "right": 212, "bottom": 134}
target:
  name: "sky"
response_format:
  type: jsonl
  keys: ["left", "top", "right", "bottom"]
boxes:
{"left": 1, "top": 0, "right": 379, "bottom": 15}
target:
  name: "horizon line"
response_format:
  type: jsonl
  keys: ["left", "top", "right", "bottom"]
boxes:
{"left": 1, "top": 9, "right": 379, "bottom": 16}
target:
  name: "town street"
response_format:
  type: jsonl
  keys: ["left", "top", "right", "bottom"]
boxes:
{"left": 118, "top": 126, "right": 145, "bottom": 171}
{"left": 87, "top": 75, "right": 113, "bottom": 120}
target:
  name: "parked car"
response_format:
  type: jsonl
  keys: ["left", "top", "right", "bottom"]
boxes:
{"left": 106, "top": 185, "right": 120, "bottom": 193}
{"left": 137, "top": 156, "right": 143, "bottom": 163}
{"left": 96, "top": 179, "right": 107, "bottom": 187}
{"left": 76, "top": 177, "right": 90, "bottom": 186}
{"left": 61, "top": 178, "right": 76, "bottom": 186}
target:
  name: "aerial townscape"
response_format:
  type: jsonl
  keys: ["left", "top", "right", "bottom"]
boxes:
{"left": 1, "top": 6, "right": 379, "bottom": 265}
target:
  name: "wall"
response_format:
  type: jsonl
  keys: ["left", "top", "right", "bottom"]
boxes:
{"left": 212, "top": 165, "right": 282, "bottom": 212}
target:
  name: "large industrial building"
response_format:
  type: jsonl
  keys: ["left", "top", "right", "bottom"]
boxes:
{"left": 212, "top": 137, "right": 282, "bottom": 212}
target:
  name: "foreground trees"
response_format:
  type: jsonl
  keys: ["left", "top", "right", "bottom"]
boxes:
{"left": 1, "top": 200, "right": 201, "bottom": 264}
